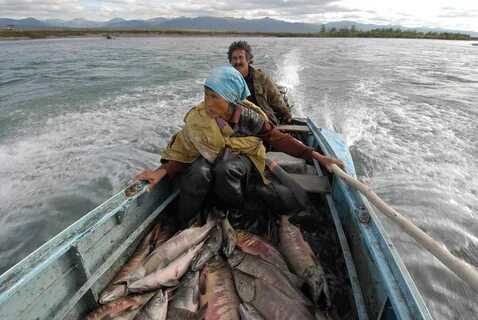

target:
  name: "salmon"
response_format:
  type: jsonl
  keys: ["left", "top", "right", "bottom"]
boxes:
{"left": 166, "top": 305, "right": 207, "bottom": 320}
{"left": 141, "top": 218, "right": 215, "bottom": 276}
{"left": 134, "top": 290, "right": 168, "bottom": 320}
{"left": 199, "top": 264, "right": 209, "bottom": 308}
{"left": 98, "top": 284, "right": 128, "bottom": 305}
{"left": 204, "top": 256, "right": 240, "bottom": 320}
{"left": 129, "top": 242, "right": 204, "bottom": 292}
{"left": 279, "top": 215, "right": 330, "bottom": 307}
{"left": 86, "top": 293, "right": 154, "bottom": 320}
{"left": 99, "top": 224, "right": 169, "bottom": 304}
{"left": 239, "top": 303, "right": 265, "bottom": 320}
{"left": 170, "top": 271, "right": 200, "bottom": 313}
{"left": 227, "top": 250, "right": 311, "bottom": 306}
{"left": 115, "top": 309, "right": 143, "bottom": 320}
{"left": 236, "top": 230, "right": 289, "bottom": 273}
{"left": 192, "top": 225, "right": 223, "bottom": 271}
{"left": 221, "top": 217, "right": 237, "bottom": 257}
{"left": 233, "top": 270, "right": 314, "bottom": 320}
{"left": 150, "top": 224, "right": 172, "bottom": 250}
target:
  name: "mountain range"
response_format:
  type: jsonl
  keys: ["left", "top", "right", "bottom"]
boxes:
{"left": 1, "top": 16, "right": 477, "bottom": 37}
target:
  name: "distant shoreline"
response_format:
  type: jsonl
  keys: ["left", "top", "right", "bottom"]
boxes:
{"left": 0, "top": 29, "right": 475, "bottom": 41}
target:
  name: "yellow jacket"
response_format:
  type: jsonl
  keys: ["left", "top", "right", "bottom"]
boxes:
{"left": 161, "top": 101, "right": 269, "bottom": 183}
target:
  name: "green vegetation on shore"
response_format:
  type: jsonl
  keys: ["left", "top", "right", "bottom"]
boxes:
{"left": 317, "top": 27, "right": 471, "bottom": 40}
{"left": 0, "top": 27, "right": 472, "bottom": 40}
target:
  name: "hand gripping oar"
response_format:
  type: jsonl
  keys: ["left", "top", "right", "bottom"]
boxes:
{"left": 329, "top": 164, "right": 478, "bottom": 293}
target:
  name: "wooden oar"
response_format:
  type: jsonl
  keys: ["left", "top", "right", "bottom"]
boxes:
{"left": 330, "top": 164, "right": 478, "bottom": 293}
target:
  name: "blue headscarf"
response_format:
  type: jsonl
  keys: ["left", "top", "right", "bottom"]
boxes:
{"left": 204, "top": 66, "right": 250, "bottom": 104}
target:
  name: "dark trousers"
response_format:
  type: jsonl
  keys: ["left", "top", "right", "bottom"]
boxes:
{"left": 177, "top": 154, "right": 253, "bottom": 227}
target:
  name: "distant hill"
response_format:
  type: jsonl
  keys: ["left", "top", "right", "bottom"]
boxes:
{"left": 1, "top": 16, "right": 477, "bottom": 37}
{"left": 0, "top": 17, "right": 50, "bottom": 28}
{"left": 157, "top": 16, "right": 322, "bottom": 33}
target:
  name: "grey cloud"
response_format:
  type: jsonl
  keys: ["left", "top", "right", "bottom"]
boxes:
{"left": 1, "top": 0, "right": 353, "bottom": 20}
{"left": 437, "top": 6, "right": 478, "bottom": 19}
{"left": 0, "top": 0, "right": 84, "bottom": 19}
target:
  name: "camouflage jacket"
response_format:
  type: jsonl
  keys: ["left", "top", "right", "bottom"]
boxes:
{"left": 252, "top": 68, "right": 291, "bottom": 124}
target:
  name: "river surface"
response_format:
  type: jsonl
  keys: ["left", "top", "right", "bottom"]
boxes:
{"left": 0, "top": 37, "right": 477, "bottom": 319}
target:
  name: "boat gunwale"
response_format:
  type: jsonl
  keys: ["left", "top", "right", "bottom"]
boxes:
{"left": 308, "top": 119, "right": 432, "bottom": 319}
{"left": 0, "top": 182, "right": 150, "bottom": 303}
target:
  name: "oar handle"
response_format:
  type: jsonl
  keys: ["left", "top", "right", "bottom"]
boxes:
{"left": 330, "top": 164, "right": 478, "bottom": 294}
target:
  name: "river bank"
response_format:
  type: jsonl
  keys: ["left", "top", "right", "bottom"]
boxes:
{"left": 0, "top": 28, "right": 474, "bottom": 41}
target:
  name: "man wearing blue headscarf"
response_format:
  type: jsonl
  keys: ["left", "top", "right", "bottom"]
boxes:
{"left": 136, "top": 66, "right": 343, "bottom": 227}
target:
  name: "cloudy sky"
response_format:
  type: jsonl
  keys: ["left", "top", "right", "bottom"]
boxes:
{"left": 1, "top": 0, "right": 477, "bottom": 31}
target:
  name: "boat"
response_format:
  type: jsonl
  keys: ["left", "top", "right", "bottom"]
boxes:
{"left": 0, "top": 118, "right": 433, "bottom": 319}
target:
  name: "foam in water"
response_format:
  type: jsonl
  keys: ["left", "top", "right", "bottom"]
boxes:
{"left": 0, "top": 80, "right": 203, "bottom": 273}
{"left": 275, "top": 48, "right": 305, "bottom": 117}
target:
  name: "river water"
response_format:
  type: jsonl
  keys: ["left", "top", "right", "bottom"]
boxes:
{"left": 0, "top": 37, "right": 477, "bottom": 319}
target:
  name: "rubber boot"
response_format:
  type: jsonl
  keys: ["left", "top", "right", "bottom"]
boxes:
{"left": 177, "top": 157, "right": 213, "bottom": 227}
{"left": 213, "top": 153, "right": 252, "bottom": 207}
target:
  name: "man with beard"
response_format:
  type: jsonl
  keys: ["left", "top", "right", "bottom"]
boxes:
{"left": 228, "top": 41, "right": 292, "bottom": 125}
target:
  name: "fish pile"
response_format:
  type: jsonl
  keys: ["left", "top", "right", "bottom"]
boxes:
{"left": 86, "top": 213, "right": 332, "bottom": 320}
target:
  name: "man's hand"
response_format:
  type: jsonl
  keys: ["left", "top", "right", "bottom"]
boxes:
{"left": 134, "top": 168, "right": 167, "bottom": 190}
{"left": 312, "top": 151, "right": 345, "bottom": 173}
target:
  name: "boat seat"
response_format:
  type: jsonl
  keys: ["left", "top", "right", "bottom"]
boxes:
{"left": 287, "top": 173, "right": 330, "bottom": 193}
{"left": 276, "top": 124, "right": 310, "bottom": 133}
{"left": 266, "top": 152, "right": 330, "bottom": 193}
{"left": 267, "top": 152, "right": 306, "bottom": 174}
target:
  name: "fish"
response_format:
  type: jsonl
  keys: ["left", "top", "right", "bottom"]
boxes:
{"left": 167, "top": 305, "right": 207, "bottom": 320}
{"left": 145, "top": 218, "right": 215, "bottom": 272}
{"left": 314, "top": 310, "right": 332, "bottom": 320}
{"left": 233, "top": 270, "right": 314, "bottom": 320}
{"left": 115, "top": 309, "right": 143, "bottom": 320}
{"left": 204, "top": 256, "right": 240, "bottom": 320}
{"left": 150, "top": 223, "right": 172, "bottom": 250}
{"left": 227, "top": 250, "right": 311, "bottom": 306}
{"left": 170, "top": 271, "right": 200, "bottom": 313}
{"left": 98, "top": 284, "right": 128, "bottom": 305}
{"left": 129, "top": 242, "right": 205, "bottom": 293}
{"left": 221, "top": 217, "right": 237, "bottom": 257}
{"left": 279, "top": 215, "right": 330, "bottom": 307}
{"left": 239, "top": 303, "right": 265, "bottom": 320}
{"left": 99, "top": 224, "right": 169, "bottom": 304}
{"left": 126, "top": 218, "right": 215, "bottom": 282}
{"left": 192, "top": 225, "right": 223, "bottom": 271}
{"left": 86, "top": 293, "right": 154, "bottom": 320}
{"left": 236, "top": 230, "right": 289, "bottom": 273}
{"left": 134, "top": 290, "right": 168, "bottom": 320}
{"left": 199, "top": 264, "right": 209, "bottom": 308}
